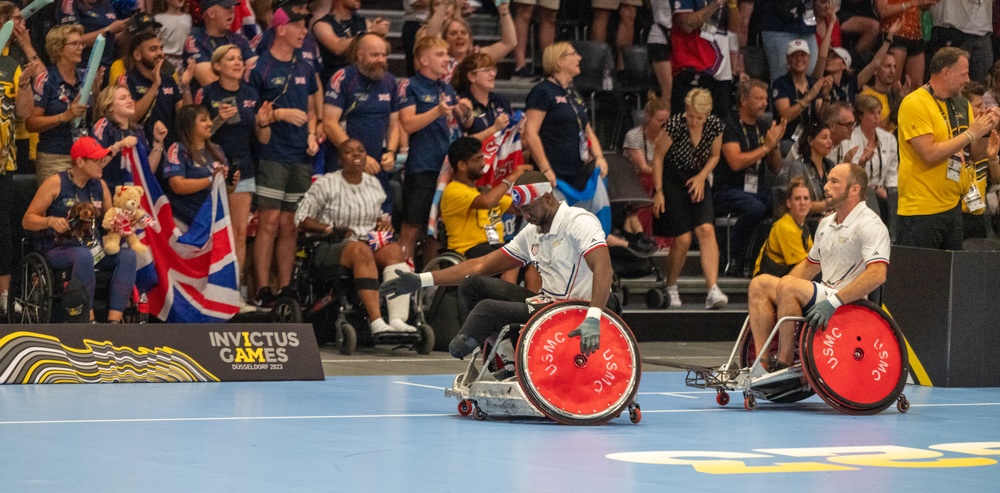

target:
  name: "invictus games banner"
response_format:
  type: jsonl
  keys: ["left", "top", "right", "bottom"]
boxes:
{"left": 0, "top": 324, "right": 324, "bottom": 384}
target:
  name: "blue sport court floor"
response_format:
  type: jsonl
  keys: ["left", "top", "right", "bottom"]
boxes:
{"left": 1, "top": 369, "right": 998, "bottom": 492}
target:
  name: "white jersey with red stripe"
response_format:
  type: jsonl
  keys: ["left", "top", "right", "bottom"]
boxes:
{"left": 502, "top": 202, "right": 607, "bottom": 301}
{"left": 807, "top": 201, "right": 891, "bottom": 290}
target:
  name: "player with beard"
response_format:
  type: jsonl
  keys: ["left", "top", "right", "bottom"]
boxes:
{"left": 122, "top": 30, "right": 194, "bottom": 149}
{"left": 746, "top": 162, "right": 891, "bottom": 371}
{"left": 322, "top": 32, "right": 399, "bottom": 209}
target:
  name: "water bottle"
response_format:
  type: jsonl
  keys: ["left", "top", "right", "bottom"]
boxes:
{"left": 138, "top": 292, "right": 149, "bottom": 316}
{"left": 602, "top": 68, "right": 613, "bottom": 91}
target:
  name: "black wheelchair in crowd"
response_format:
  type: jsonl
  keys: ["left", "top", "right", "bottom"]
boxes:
{"left": 269, "top": 235, "right": 435, "bottom": 355}
{"left": 6, "top": 175, "right": 147, "bottom": 324}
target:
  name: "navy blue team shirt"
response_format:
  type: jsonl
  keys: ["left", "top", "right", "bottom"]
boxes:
{"left": 255, "top": 28, "right": 322, "bottom": 77}
{"left": 196, "top": 81, "right": 261, "bottom": 180}
{"left": 458, "top": 90, "right": 511, "bottom": 136}
{"left": 58, "top": 0, "right": 118, "bottom": 69}
{"left": 91, "top": 118, "right": 149, "bottom": 191}
{"left": 314, "top": 13, "right": 367, "bottom": 84}
{"left": 33, "top": 66, "right": 86, "bottom": 155}
{"left": 162, "top": 142, "right": 226, "bottom": 226}
{"left": 524, "top": 79, "right": 590, "bottom": 187}
{"left": 121, "top": 69, "right": 182, "bottom": 147}
{"left": 399, "top": 73, "right": 458, "bottom": 176}
{"left": 250, "top": 50, "right": 319, "bottom": 165}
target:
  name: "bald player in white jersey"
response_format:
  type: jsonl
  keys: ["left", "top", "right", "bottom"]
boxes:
{"left": 747, "top": 162, "right": 892, "bottom": 371}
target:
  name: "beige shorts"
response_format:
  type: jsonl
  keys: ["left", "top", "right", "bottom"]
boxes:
{"left": 513, "top": 0, "right": 561, "bottom": 11}
{"left": 592, "top": 0, "right": 642, "bottom": 9}
{"left": 36, "top": 152, "right": 72, "bottom": 185}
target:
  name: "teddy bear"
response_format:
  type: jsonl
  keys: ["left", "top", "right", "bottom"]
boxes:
{"left": 62, "top": 201, "right": 98, "bottom": 244}
{"left": 102, "top": 185, "right": 150, "bottom": 255}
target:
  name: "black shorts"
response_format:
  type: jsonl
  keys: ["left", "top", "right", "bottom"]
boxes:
{"left": 402, "top": 171, "right": 440, "bottom": 228}
{"left": 648, "top": 43, "right": 671, "bottom": 64}
{"left": 888, "top": 35, "right": 925, "bottom": 56}
{"left": 653, "top": 168, "right": 714, "bottom": 238}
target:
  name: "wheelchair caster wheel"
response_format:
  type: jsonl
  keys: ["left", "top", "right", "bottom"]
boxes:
{"left": 458, "top": 399, "right": 474, "bottom": 416}
{"left": 338, "top": 322, "right": 357, "bottom": 355}
{"left": 473, "top": 406, "right": 488, "bottom": 421}
{"left": 897, "top": 394, "right": 910, "bottom": 413}
{"left": 628, "top": 402, "right": 641, "bottom": 424}
{"left": 416, "top": 323, "right": 435, "bottom": 355}
{"left": 716, "top": 391, "right": 730, "bottom": 406}
{"left": 743, "top": 395, "right": 756, "bottom": 411}
{"left": 644, "top": 289, "right": 664, "bottom": 309}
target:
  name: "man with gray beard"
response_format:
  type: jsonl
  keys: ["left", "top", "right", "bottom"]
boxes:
{"left": 322, "top": 32, "right": 400, "bottom": 212}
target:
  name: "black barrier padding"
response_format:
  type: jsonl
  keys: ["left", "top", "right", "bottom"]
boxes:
{"left": 0, "top": 323, "right": 324, "bottom": 384}
{"left": 883, "top": 247, "right": 1000, "bottom": 388}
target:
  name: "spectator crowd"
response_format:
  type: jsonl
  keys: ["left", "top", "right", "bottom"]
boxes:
{"left": 1, "top": 0, "right": 1000, "bottom": 323}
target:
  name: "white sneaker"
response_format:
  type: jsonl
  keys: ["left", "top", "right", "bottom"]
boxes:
{"left": 389, "top": 318, "right": 419, "bottom": 333}
{"left": 705, "top": 285, "right": 728, "bottom": 310}
{"left": 238, "top": 300, "right": 257, "bottom": 314}
{"left": 666, "top": 286, "right": 681, "bottom": 308}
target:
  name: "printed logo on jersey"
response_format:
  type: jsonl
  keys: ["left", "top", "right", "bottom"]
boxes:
{"left": 294, "top": 76, "right": 306, "bottom": 85}
{"left": 93, "top": 118, "right": 108, "bottom": 140}
{"left": 329, "top": 69, "right": 346, "bottom": 95}
{"left": 555, "top": 96, "right": 567, "bottom": 104}
{"left": 378, "top": 93, "right": 391, "bottom": 102}
{"left": 243, "top": 100, "right": 256, "bottom": 109}
{"left": 33, "top": 71, "right": 48, "bottom": 98}
{"left": 162, "top": 87, "right": 175, "bottom": 96}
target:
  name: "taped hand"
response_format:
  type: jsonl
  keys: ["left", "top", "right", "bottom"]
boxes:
{"left": 568, "top": 317, "right": 601, "bottom": 356}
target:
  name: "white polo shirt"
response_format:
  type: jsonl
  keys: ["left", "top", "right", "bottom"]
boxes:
{"left": 807, "top": 201, "right": 891, "bottom": 289}
{"left": 502, "top": 202, "right": 607, "bottom": 301}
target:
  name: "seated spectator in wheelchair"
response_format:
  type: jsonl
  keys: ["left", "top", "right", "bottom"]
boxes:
{"left": 382, "top": 171, "right": 616, "bottom": 375}
{"left": 439, "top": 136, "right": 530, "bottom": 283}
{"left": 21, "top": 137, "right": 138, "bottom": 323}
{"left": 748, "top": 163, "right": 890, "bottom": 371}
{"left": 163, "top": 105, "right": 235, "bottom": 227}
{"left": 295, "top": 139, "right": 418, "bottom": 335}
{"left": 752, "top": 177, "right": 813, "bottom": 278}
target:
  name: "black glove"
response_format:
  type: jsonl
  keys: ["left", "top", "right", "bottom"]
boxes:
{"left": 380, "top": 269, "right": 422, "bottom": 299}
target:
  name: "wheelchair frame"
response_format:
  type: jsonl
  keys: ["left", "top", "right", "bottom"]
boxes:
{"left": 446, "top": 301, "right": 642, "bottom": 425}
{"left": 685, "top": 300, "right": 911, "bottom": 415}
{"left": 271, "top": 237, "right": 434, "bottom": 355}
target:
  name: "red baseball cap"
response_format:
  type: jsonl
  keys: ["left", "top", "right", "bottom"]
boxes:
{"left": 70, "top": 136, "right": 112, "bottom": 161}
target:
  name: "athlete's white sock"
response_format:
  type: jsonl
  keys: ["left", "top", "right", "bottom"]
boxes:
{"left": 383, "top": 262, "right": 413, "bottom": 323}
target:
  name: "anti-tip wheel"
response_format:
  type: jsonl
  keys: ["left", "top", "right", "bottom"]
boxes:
{"left": 458, "top": 399, "right": 473, "bottom": 416}
{"left": 473, "top": 406, "right": 488, "bottom": 421}
{"left": 628, "top": 402, "right": 642, "bottom": 424}
{"left": 743, "top": 395, "right": 756, "bottom": 411}
{"left": 716, "top": 391, "right": 730, "bottom": 406}
{"left": 897, "top": 394, "right": 910, "bottom": 413}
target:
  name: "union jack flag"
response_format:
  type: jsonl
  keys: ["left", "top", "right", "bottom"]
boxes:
{"left": 124, "top": 145, "right": 240, "bottom": 323}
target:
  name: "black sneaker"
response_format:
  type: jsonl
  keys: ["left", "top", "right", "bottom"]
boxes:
{"left": 63, "top": 279, "right": 90, "bottom": 323}
{"left": 277, "top": 285, "right": 297, "bottom": 300}
{"left": 255, "top": 287, "right": 275, "bottom": 309}
{"left": 625, "top": 234, "right": 658, "bottom": 258}
{"left": 511, "top": 65, "right": 540, "bottom": 82}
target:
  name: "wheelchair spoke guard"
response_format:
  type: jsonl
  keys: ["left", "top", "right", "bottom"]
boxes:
{"left": 800, "top": 301, "right": 909, "bottom": 415}
{"left": 516, "top": 301, "right": 641, "bottom": 425}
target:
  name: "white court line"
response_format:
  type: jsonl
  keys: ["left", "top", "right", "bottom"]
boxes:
{"left": 322, "top": 358, "right": 457, "bottom": 363}
{"left": 0, "top": 414, "right": 453, "bottom": 426}
{"left": 2, "top": 402, "right": 998, "bottom": 426}
{"left": 394, "top": 381, "right": 447, "bottom": 390}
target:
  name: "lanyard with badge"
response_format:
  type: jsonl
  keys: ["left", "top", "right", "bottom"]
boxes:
{"left": 551, "top": 78, "right": 590, "bottom": 162}
{"left": 739, "top": 121, "right": 763, "bottom": 193}
{"left": 924, "top": 85, "right": 983, "bottom": 210}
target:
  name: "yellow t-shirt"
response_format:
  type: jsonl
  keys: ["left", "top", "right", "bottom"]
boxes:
{"left": 0, "top": 58, "right": 20, "bottom": 172}
{"left": 753, "top": 214, "right": 814, "bottom": 276}
{"left": 897, "top": 88, "right": 970, "bottom": 216}
{"left": 109, "top": 59, "right": 127, "bottom": 86}
{"left": 440, "top": 180, "right": 512, "bottom": 255}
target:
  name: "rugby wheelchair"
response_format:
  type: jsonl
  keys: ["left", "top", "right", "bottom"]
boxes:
{"left": 445, "top": 300, "right": 643, "bottom": 425}
{"left": 685, "top": 300, "right": 911, "bottom": 415}
{"left": 270, "top": 235, "right": 434, "bottom": 355}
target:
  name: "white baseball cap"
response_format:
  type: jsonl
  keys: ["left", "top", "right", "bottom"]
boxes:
{"left": 830, "top": 47, "right": 852, "bottom": 69}
{"left": 786, "top": 39, "right": 810, "bottom": 56}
